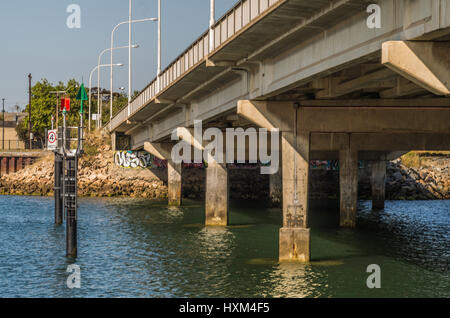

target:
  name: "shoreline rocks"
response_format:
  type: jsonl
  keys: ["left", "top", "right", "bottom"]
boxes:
{"left": 0, "top": 144, "right": 448, "bottom": 201}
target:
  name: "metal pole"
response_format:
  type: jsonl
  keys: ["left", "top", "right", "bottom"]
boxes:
{"left": 2, "top": 98, "right": 5, "bottom": 150}
{"left": 157, "top": 0, "right": 161, "bottom": 92}
{"left": 28, "top": 74, "right": 32, "bottom": 150}
{"left": 128, "top": 0, "right": 132, "bottom": 116}
{"left": 109, "top": 18, "right": 157, "bottom": 130}
{"left": 66, "top": 155, "right": 77, "bottom": 258}
{"left": 54, "top": 151, "right": 63, "bottom": 225}
{"left": 209, "top": 0, "right": 215, "bottom": 53}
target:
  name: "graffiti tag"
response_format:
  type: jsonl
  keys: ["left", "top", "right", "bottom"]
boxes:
{"left": 114, "top": 151, "right": 167, "bottom": 169}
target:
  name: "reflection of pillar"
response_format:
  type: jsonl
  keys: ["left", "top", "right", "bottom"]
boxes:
{"left": 339, "top": 146, "right": 358, "bottom": 228}
{"left": 168, "top": 161, "right": 182, "bottom": 206}
{"left": 205, "top": 161, "right": 228, "bottom": 226}
{"left": 279, "top": 132, "right": 310, "bottom": 262}
{"left": 371, "top": 161, "right": 386, "bottom": 210}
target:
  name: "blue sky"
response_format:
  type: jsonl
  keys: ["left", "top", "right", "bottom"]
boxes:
{"left": 0, "top": 0, "right": 235, "bottom": 111}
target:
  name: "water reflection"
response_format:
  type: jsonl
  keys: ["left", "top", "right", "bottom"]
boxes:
{"left": 0, "top": 196, "right": 448, "bottom": 297}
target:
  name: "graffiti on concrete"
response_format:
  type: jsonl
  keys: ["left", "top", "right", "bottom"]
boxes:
{"left": 114, "top": 151, "right": 167, "bottom": 169}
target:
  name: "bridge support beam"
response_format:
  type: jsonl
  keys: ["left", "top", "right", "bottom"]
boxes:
{"left": 205, "top": 161, "right": 229, "bottom": 226}
{"left": 382, "top": 41, "right": 450, "bottom": 96}
{"left": 144, "top": 142, "right": 182, "bottom": 206}
{"left": 371, "top": 161, "right": 386, "bottom": 210}
{"left": 339, "top": 144, "right": 358, "bottom": 228}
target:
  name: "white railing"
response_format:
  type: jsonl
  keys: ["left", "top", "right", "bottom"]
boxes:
{"left": 110, "top": 0, "right": 281, "bottom": 131}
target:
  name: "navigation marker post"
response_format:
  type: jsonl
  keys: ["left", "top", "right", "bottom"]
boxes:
{"left": 51, "top": 83, "right": 86, "bottom": 257}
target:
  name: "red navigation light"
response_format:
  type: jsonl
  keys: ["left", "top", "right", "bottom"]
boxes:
{"left": 60, "top": 98, "right": 71, "bottom": 111}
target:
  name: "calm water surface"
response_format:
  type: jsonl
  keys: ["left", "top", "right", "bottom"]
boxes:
{"left": 0, "top": 195, "right": 448, "bottom": 298}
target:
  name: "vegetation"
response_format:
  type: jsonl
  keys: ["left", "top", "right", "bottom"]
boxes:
{"left": 401, "top": 151, "right": 450, "bottom": 168}
{"left": 15, "top": 78, "right": 129, "bottom": 146}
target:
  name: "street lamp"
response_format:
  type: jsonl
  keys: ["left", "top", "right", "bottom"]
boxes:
{"left": 109, "top": 7, "right": 161, "bottom": 125}
{"left": 89, "top": 63, "right": 124, "bottom": 131}
{"left": 96, "top": 44, "right": 138, "bottom": 128}
{"left": 209, "top": 0, "right": 215, "bottom": 53}
{"left": 2, "top": 98, "right": 5, "bottom": 150}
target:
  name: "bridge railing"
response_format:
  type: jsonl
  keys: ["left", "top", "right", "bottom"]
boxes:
{"left": 110, "top": 0, "right": 282, "bottom": 132}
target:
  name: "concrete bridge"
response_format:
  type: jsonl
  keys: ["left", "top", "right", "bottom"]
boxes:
{"left": 108, "top": 0, "right": 450, "bottom": 262}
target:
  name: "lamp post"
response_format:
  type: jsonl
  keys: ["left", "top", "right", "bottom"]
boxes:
{"left": 157, "top": 0, "right": 161, "bottom": 93}
{"left": 97, "top": 44, "right": 138, "bottom": 129}
{"left": 2, "top": 98, "right": 5, "bottom": 150}
{"left": 89, "top": 63, "right": 124, "bottom": 131}
{"left": 28, "top": 73, "right": 32, "bottom": 150}
{"left": 209, "top": 0, "right": 215, "bottom": 53}
{"left": 109, "top": 17, "right": 157, "bottom": 125}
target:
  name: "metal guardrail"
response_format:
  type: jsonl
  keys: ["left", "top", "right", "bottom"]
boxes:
{"left": 110, "top": 0, "right": 282, "bottom": 132}
{"left": 0, "top": 140, "right": 26, "bottom": 151}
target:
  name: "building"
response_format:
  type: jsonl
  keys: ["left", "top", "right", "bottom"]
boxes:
{"left": 0, "top": 112, "right": 27, "bottom": 151}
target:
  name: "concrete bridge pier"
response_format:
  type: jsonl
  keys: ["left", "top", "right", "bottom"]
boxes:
{"left": 144, "top": 142, "right": 182, "bottom": 207}
{"left": 339, "top": 143, "right": 358, "bottom": 228}
{"left": 205, "top": 160, "right": 229, "bottom": 226}
{"left": 371, "top": 161, "right": 386, "bottom": 210}
{"left": 279, "top": 132, "right": 311, "bottom": 262}
{"left": 168, "top": 162, "right": 182, "bottom": 206}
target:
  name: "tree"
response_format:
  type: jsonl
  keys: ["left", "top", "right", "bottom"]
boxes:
{"left": 16, "top": 78, "right": 84, "bottom": 146}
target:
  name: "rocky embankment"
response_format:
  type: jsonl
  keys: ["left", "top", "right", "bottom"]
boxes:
{"left": 385, "top": 157, "right": 449, "bottom": 200}
{"left": 0, "top": 133, "right": 448, "bottom": 201}
{"left": 0, "top": 134, "right": 268, "bottom": 200}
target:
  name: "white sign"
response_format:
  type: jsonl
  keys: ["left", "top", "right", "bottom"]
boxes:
{"left": 47, "top": 129, "right": 58, "bottom": 150}
{"left": 92, "top": 114, "right": 100, "bottom": 121}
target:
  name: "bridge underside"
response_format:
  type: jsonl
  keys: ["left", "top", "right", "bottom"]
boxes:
{"left": 110, "top": 0, "right": 450, "bottom": 262}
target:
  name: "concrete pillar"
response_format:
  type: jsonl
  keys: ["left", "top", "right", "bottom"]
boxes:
{"left": 111, "top": 132, "right": 117, "bottom": 152}
{"left": 9, "top": 157, "right": 16, "bottom": 173}
{"left": 270, "top": 168, "right": 282, "bottom": 207}
{"left": 371, "top": 160, "right": 386, "bottom": 210}
{"left": 16, "top": 157, "right": 23, "bottom": 172}
{"left": 144, "top": 141, "right": 183, "bottom": 207}
{"left": 279, "top": 132, "right": 310, "bottom": 262}
{"left": 1, "top": 157, "right": 8, "bottom": 175}
{"left": 205, "top": 162, "right": 228, "bottom": 226}
{"left": 168, "top": 161, "right": 182, "bottom": 206}
{"left": 339, "top": 147, "right": 358, "bottom": 228}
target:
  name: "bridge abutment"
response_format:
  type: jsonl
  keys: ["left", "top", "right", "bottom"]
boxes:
{"left": 371, "top": 160, "right": 386, "bottom": 210}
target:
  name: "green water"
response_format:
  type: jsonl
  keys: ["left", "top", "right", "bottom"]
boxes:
{"left": 0, "top": 196, "right": 448, "bottom": 297}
